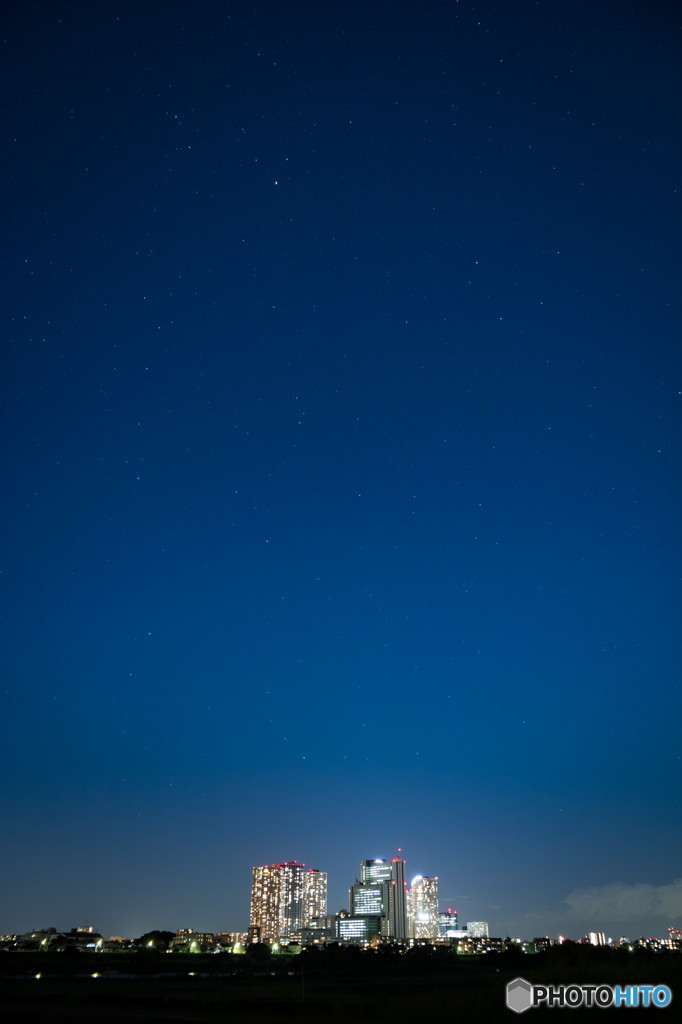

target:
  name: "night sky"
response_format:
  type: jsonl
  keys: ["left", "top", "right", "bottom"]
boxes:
{"left": 2, "top": 1, "right": 681, "bottom": 942}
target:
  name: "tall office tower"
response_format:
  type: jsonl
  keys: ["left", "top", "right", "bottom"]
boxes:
{"left": 407, "top": 875, "right": 439, "bottom": 939}
{"left": 302, "top": 868, "right": 327, "bottom": 927}
{"left": 350, "top": 881, "right": 386, "bottom": 917}
{"left": 250, "top": 861, "right": 309, "bottom": 941}
{"left": 359, "top": 858, "right": 407, "bottom": 939}
{"left": 360, "top": 859, "right": 393, "bottom": 885}
{"left": 438, "top": 907, "right": 459, "bottom": 938}
{"left": 250, "top": 864, "right": 281, "bottom": 942}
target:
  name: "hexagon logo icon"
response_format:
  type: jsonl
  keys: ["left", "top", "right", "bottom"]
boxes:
{"left": 506, "top": 977, "right": 533, "bottom": 1014}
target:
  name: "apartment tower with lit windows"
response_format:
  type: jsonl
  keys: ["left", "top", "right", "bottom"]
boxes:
{"left": 407, "top": 875, "right": 439, "bottom": 939}
{"left": 249, "top": 863, "right": 281, "bottom": 942}
{"left": 249, "top": 861, "right": 326, "bottom": 942}
{"left": 302, "top": 868, "right": 327, "bottom": 927}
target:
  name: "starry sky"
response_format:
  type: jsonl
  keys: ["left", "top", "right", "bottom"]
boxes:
{"left": 2, "top": 0, "right": 681, "bottom": 942}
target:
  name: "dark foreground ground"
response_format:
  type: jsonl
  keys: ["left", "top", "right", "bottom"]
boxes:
{"left": 1, "top": 946, "right": 680, "bottom": 1022}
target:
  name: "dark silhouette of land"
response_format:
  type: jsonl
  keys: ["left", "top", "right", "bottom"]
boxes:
{"left": 1, "top": 944, "right": 680, "bottom": 1021}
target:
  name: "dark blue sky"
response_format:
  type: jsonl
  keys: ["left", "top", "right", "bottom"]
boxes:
{"left": 2, "top": 0, "right": 681, "bottom": 940}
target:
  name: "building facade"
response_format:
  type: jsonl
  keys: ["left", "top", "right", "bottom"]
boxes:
{"left": 407, "top": 875, "right": 439, "bottom": 939}
{"left": 438, "top": 907, "right": 459, "bottom": 938}
{"left": 302, "top": 868, "right": 327, "bottom": 927}
{"left": 250, "top": 861, "right": 321, "bottom": 942}
{"left": 358, "top": 858, "right": 407, "bottom": 939}
{"left": 278, "top": 861, "right": 305, "bottom": 939}
{"left": 338, "top": 915, "right": 381, "bottom": 941}
{"left": 249, "top": 864, "right": 282, "bottom": 942}
{"left": 350, "top": 881, "right": 385, "bottom": 917}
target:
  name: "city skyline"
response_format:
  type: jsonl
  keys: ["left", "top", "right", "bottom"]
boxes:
{"left": 7, "top": 852, "right": 681, "bottom": 946}
{"left": 2, "top": 0, "right": 681, "bottom": 945}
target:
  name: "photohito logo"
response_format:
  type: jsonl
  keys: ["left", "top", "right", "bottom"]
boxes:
{"left": 506, "top": 977, "right": 672, "bottom": 1012}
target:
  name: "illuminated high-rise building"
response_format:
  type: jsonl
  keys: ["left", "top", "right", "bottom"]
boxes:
{"left": 407, "top": 875, "right": 439, "bottom": 939}
{"left": 249, "top": 864, "right": 281, "bottom": 942}
{"left": 350, "top": 881, "right": 385, "bottom": 917}
{"left": 358, "top": 858, "right": 407, "bottom": 939}
{"left": 360, "top": 859, "right": 393, "bottom": 885}
{"left": 302, "top": 868, "right": 327, "bottom": 927}
{"left": 249, "top": 860, "right": 313, "bottom": 941}
{"left": 438, "top": 907, "right": 459, "bottom": 938}
{"left": 338, "top": 916, "right": 381, "bottom": 941}
{"left": 278, "top": 861, "right": 305, "bottom": 939}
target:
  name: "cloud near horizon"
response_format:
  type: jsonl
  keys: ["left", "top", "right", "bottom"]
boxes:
{"left": 565, "top": 880, "right": 682, "bottom": 923}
